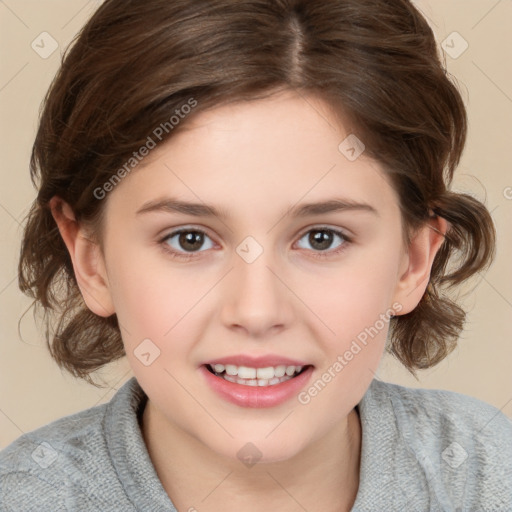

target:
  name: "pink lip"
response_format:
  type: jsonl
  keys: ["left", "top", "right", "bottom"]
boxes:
{"left": 199, "top": 364, "right": 314, "bottom": 408}
{"left": 202, "top": 354, "right": 311, "bottom": 368}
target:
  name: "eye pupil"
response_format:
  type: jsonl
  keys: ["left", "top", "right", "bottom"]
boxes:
{"left": 310, "top": 230, "right": 333, "bottom": 250}
{"left": 180, "top": 231, "right": 204, "bottom": 251}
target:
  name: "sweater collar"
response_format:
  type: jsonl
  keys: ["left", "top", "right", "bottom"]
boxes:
{"left": 104, "top": 377, "right": 178, "bottom": 511}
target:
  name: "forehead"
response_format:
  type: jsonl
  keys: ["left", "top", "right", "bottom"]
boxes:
{"left": 105, "top": 91, "right": 399, "bottom": 222}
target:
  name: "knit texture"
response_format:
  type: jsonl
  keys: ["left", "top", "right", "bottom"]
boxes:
{"left": 1, "top": 377, "right": 511, "bottom": 511}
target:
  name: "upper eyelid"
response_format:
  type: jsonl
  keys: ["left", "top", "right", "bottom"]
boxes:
{"left": 296, "top": 224, "right": 351, "bottom": 238}
{"left": 161, "top": 225, "right": 217, "bottom": 243}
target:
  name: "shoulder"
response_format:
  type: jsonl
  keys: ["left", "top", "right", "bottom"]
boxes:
{"left": 0, "top": 401, "right": 114, "bottom": 511}
{"left": 361, "top": 379, "right": 512, "bottom": 508}
{"left": 371, "top": 378, "right": 512, "bottom": 444}
{"left": 0, "top": 400, "right": 108, "bottom": 469}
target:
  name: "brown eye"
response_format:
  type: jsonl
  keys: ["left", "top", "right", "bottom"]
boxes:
{"left": 177, "top": 231, "right": 205, "bottom": 252}
{"left": 296, "top": 227, "right": 351, "bottom": 259}
{"left": 161, "top": 228, "right": 215, "bottom": 258}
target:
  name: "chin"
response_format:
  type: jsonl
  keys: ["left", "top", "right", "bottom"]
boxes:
{"left": 208, "top": 434, "right": 307, "bottom": 468}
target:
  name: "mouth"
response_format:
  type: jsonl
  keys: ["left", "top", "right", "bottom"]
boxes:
{"left": 200, "top": 361, "right": 315, "bottom": 408}
{"left": 204, "top": 363, "right": 312, "bottom": 387}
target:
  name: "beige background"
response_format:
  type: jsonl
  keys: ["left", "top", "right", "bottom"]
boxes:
{"left": 1, "top": 0, "right": 511, "bottom": 450}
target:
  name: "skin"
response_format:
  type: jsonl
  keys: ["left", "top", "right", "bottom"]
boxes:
{"left": 51, "top": 90, "right": 447, "bottom": 511}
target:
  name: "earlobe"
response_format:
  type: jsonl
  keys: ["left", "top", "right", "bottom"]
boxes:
{"left": 49, "top": 196, "right": 115, "bottom": 318}
{"left": 392, "top": 215, "right": 448, "bottom": 315}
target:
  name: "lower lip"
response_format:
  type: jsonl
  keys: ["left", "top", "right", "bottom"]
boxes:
{"left": 199, "top": 365, "right": 314, "bottom": 408}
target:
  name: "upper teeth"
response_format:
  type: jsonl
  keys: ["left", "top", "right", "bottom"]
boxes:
{"left": 210, "top": 364, "right": 303, "bottom": 380}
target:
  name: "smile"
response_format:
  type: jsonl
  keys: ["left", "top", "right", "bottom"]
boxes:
{"left": 206, "top": 363, "right": 308, "bottom": 387}
{"left": 200, "top": 364, "right": 314, "bottom": 408}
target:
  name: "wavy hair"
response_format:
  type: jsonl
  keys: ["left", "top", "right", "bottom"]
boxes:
{"left": 18, "top": 0, "right": 495, "bottom": 386}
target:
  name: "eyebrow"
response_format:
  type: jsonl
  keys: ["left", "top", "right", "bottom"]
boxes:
{"left": 136, "top": 197, "right": 379, "bottom": 219}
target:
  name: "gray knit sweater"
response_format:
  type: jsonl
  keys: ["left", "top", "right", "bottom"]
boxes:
{"left": 1, "top": 377, "right": 511, "bottom": 511}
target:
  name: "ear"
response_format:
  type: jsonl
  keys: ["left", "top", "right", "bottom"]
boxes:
{"left": 391, "top": 214, "right": 449, "bottom": 315}
{"left": 49, "top": 196, "right": 115, "bottom": 317}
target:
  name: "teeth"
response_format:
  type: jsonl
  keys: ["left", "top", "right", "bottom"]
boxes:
{"left": 223, "top": 373, "right": 295, "bottom": 387}
{"left": 255, "top": 367, "right": 273, "bottom": 380}
{"left": 225, "top": 364, "right": 238, "bottom": 376}
{"left": 211, "top": 364, "right": 304, "bottom": 380}
{"left": 274, "top": 366, "right": 286, "bottom": 378}
{"left": 285, "top": 366, "right": 297, "bottom": 376}
{"left": 238, "top": 366, "right": 257, "bottom": 379}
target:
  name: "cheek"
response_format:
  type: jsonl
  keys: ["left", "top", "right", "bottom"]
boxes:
{"left": 299, "top": 244, "right": 400, "bottom": 381}
{"left": 104, "top": 244, "right": 185, "bottom": 343}
{"left": 297, "top": 270, "right": 394, "bottom": 419}
{"left": 314, "top": 284, "right": 390, "bottom": 377}
{"left": 106, "top": 245, "right": 216, "bottom": 369}
{"left": 310, "top": 252, "right": 399, "bottom": 335}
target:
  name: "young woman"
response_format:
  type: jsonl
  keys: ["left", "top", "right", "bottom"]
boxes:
{"left": 1, "top": 0, "right": 511, "bottom": 510}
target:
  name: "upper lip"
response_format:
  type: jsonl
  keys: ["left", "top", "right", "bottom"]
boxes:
{"left": 202, "top": 355, "right": 312, "bottom": 369}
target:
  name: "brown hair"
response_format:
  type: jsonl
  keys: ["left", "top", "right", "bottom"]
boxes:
{"left": 18, "top": 0, "right": 495, "bottom": 386}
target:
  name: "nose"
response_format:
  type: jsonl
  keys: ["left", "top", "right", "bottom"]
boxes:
{"left": 219, "top": 243, "right": 295, "bottom": 338}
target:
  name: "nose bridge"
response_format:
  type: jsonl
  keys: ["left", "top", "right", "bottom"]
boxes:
{"left": 220, "top": 234, "right": 293, "bottom": 335}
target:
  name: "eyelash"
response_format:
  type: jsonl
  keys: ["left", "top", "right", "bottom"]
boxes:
{"left": 158, "top": 226, "right": 352, "bottom": 262}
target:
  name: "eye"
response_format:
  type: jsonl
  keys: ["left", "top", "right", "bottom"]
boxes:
{"left": 160, "top": 228, "right": 215, "bottom": 260}
{"left": 295, "top": 227, "right": 350, "bottom": 259}
{"left": 159, "top": 226, "right": 351, "bottom": 262}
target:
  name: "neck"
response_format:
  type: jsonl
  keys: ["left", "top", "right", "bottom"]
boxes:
{"left": 141, "top": 401, "right": 361, "bottom": 512}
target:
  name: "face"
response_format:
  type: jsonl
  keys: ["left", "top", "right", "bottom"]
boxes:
{"left": 97, "top": 90, "right": 408, "bottom": 463}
